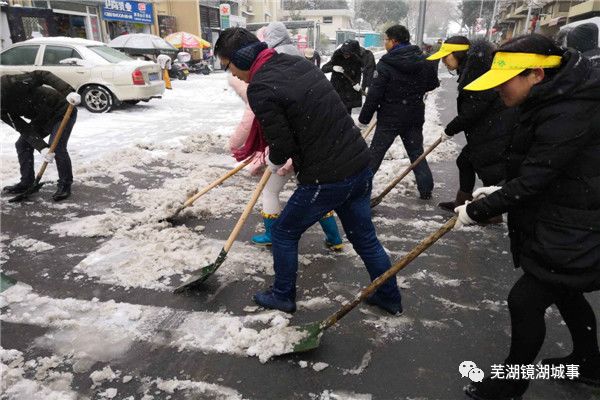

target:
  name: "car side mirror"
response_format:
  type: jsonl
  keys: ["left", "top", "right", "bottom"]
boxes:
{"left": 59, "top": 58, "right": 87, "bottom": 67}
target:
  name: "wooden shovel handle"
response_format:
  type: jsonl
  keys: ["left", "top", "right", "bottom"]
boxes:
{"left": 323, "top": 216, "right": 458, "bottom": 329}
{"left": 342, "top": 72, "right": 367, "bottom": 96}
{"left": 182, "top": 158, "right": 252, "bottom": 208}
{"left": 373, "top": 137, "right": 442, "bottom": 206}
{"left": 36, "top": 103, "right": 74, "bottom": 180}
{"left": 223, "top": 168, "right": 272, "bottom": 251}
{"left": 362, "top": 120, "right": 376, "bottom": 140}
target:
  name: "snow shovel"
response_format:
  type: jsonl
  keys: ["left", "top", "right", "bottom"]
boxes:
{"left": 370, "top": 137, "right": 442, "bottom": 208}
{"left": 174, "top": 168, "right": 273, "bottom": 293}
{"left": 9, "top": 104, "right": 75, "bottom": 203}
{"left": 342, "top": 72, "right": 367, "bottom": 97}
{"left": 285, "top": 215, "right": 458, "bottom": 354}
{"left": 361, "top": 120, "right": 376, "bottom": 140}
{"left": 162, "top": 158, "right": 252, "bottom": 224}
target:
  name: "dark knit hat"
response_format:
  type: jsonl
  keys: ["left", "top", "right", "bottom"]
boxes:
{"left": 231, "top": 42, "right": 268, "bottom": 71}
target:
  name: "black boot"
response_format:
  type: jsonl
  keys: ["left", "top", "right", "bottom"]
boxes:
{"left": 541, "top": 353, "right": 600, "bottom": 387}
{"left": 2, "top": 181, "right": 33, "bottom": 195}
{"left": 53, "top": 183, "right": 71, "bottom": 201}
{"left": 439, "top": 190, "right": 472, "bottom": 212}
{"left": 464, "top": 377, "right": 529, "bottom": 400}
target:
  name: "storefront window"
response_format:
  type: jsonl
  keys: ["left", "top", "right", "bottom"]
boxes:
{"left": 21, "top": 16, "right": 49, "bottom": 38}
{"left": 89, "top": 15, "right": 101, "bottom": 42}
{"left": 54, "top": 13, "right": 87, "bottom": 39}
{"left": 107, "top": 21, "right": 150, "bottom": 39}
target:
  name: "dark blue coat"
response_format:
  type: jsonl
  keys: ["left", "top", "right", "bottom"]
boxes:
{"left": 358, "top": 44, "right": 439, "bottom": 127}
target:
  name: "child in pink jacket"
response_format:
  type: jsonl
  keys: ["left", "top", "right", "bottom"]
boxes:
{"left": 227, "top": 71, "right": 343, "bottom": 249}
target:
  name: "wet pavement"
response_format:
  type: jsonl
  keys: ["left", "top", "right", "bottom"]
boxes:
{"left": 1, "top": 73, "right": 599, "bottom": 400}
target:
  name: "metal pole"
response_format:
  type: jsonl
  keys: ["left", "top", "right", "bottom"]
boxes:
{"left": 524, "top": 3, "right": 532, "bottom": 34}
{"left": 479, "top": 0, "right": 484, "bottom": 18}
{"left": 416, "top": 0, "right": 427, "bottom": 46}
{"left": 488, "top": 0, "right": 499, "bottom": 41}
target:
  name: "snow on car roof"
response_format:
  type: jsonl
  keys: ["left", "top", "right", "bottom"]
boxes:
{"left": 20, "top": 36, "right": 106, "bottom": 46}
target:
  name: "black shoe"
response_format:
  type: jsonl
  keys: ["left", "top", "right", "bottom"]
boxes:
{"left": 464, "top": 377, "right": 528, "bottom": 400}
{"left": 53, "top": 183, "right": 71, "bottom": 202}
{"left": 365, "top": 291, "right": 403, "bottom": 315}
{"left": 419, "top": 192, "right": 432, "bottom": 200}
{"left": 541, "top": 353, "right": 600, "bottom": 387}
{"left": 438, "top": 200, "right": 456, "bottom": 212}
{"left": 2, "top": 181, "right": 32, "bottom": 195}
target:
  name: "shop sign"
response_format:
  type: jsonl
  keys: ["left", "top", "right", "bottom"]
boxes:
{"left": 102, "top": 0, "right": 154, "bottom": 24}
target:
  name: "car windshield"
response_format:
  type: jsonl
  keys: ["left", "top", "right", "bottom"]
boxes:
{"left": 87, "top": 46, "right": 133, "bottom": 63}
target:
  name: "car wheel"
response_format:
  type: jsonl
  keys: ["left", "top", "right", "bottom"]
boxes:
{"left": 82, "top": 85, "right": 114, "bottom": 113}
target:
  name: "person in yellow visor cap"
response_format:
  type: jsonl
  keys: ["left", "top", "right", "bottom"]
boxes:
{"left": 430, "top": 36, "right": 516, "bottom": 220}
{"left": 455, "top": 34, "right": 600, "bottom": 400}
{"left": 426, "top": 41, "right": 470, "bottom": 61}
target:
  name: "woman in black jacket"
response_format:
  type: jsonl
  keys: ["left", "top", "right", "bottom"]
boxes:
{"left": 454, "top": 34, "right": 600, "bottom": 400}
{"left": 322, "top": 40, "right": 363, "bottom": 114}
{"left": 428, "top": 37, "right": 517, "bottom": 218}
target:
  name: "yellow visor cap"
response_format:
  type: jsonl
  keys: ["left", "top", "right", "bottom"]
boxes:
{"left": 464, "top": 52, "right": 562, "bottom": 91}
{"left": 426, "top": 43, "right": 470, "bottom": 60}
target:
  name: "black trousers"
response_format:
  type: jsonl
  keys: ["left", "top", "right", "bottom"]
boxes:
{"left": 15, "top": 108, "right": 76, "bottom": 186}
{"left": 457, "top": 148, "right": 476, "bottom": 193}
{"left": 505, "top": 273, "right": 599, "bottom": 365}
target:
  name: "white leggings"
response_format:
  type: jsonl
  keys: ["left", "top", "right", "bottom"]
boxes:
{"left": 262, "top": 171, "right": 292, "bottom": 215}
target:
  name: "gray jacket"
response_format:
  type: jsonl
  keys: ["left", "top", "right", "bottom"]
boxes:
{"left": 264, "top": 22, "right": 301, "bottom": 57}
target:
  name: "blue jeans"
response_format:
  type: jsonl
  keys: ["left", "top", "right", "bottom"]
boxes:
{"left": 369, "top": 123, "right": 434, "bottom": 195}
{"left": 270, "top": 167, "right": 401, "bottom": 301}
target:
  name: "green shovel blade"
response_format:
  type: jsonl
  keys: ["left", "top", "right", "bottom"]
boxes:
{"left": 0, "top": 272, "right": 17, "bottom": 292}
{"left": 173, "top": 248, "right": 227, "bottom": 293}
{"left": 289, "top": 322, "right": 325, "bottom": 354}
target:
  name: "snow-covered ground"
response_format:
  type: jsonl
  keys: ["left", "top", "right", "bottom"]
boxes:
{"left": 1, "top": 72, "right": 468, "bottom": 399}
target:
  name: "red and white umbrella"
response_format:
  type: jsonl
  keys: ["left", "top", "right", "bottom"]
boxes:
{"left": 165, "top": 32, "right": 211, "bottom": 49}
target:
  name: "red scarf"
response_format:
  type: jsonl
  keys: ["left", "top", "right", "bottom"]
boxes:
{"left": 232, "top": 48, "right": 276, "bottom": 162}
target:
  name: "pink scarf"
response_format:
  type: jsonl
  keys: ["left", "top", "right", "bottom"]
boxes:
{"left": 232, "top": 48, "right": 276, "bottom": 162}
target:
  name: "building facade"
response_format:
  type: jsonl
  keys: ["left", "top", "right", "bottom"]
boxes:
{"left": 495, "top": 0, "right": 599, "bottom": 42}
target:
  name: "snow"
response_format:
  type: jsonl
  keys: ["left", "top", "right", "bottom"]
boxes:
{"left": 312, "top": 362, "right": 330, "bottom": 371}
{"left": 1, "top": 348, "right": 81, "bottom": 400}
{"left": 9, "top": 236, "right": 55, "bottom": 252}
{"left": 1, "top": 283, "right": 310, "bottom": 364}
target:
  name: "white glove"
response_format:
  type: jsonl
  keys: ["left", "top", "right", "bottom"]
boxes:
{"left": 440, "top": 132, "right": 452, "bottom": 142}
{"left": 41, "top": 149, "right": 55, "bottom": 164}
{"left": 266, "top": 157, "right": 284, "bottom": 174}
{"left": 472, "top": 186, "right": 502, "bottom": 200}
{"left": 454, "top": 202, "right": 476, "bottom": 229}
{"left": 353, "top": 84, "right": 362, "bottom": 92}
{"left": 332, "top": 66, "right": 344, "bottom": 73}
{"left": 66, "top": 92, "right": 81, "bottom": 106}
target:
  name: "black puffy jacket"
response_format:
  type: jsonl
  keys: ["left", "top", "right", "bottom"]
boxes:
{"left": 359, "top": 47, "right": 376, "bottom": 91}
{"left": 467, "top": 50, "right": 600, "bottom": 292}
{"left": 0, "top": 70, "right": 74, "bottom": 136}
{"left": 321, "top": 41, "right": 363, "bottom": 109}
{"left": 445, "top": 40, "right": 518, "bottom": 185}
{"left": 358, "top": 44, "right": 439, "bottom": 126}
{"left": 248, "top": 53, "right": 370, "bottom": 185}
